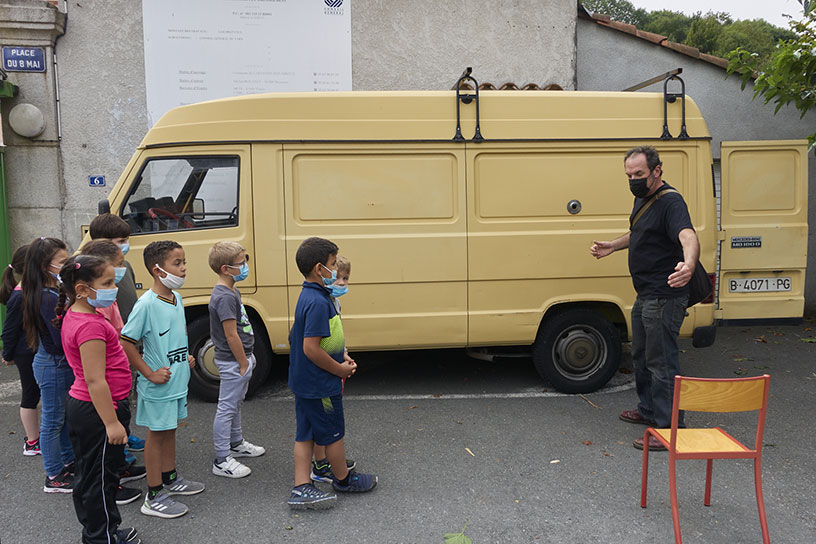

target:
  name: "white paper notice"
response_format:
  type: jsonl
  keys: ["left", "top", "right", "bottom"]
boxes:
{"left": 142, "top": 0, "right": 352, "bottom": 126}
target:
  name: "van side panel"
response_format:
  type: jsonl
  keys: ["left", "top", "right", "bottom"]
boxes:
{"left": 282, "top": 144, "right": 468, "bottom": 349}
{"left": 466, "top": 142, "right": 708, "bottom": 345}
{"left": 251, "top": 144, "right": 291, "bottom": 350}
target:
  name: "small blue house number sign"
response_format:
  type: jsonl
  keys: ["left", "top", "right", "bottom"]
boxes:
{"left": 89, "top": 175, "right": 106, "bottom": 187}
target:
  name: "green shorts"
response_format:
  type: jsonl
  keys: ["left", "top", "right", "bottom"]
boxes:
{"left": 135, "top": 395, "right": 187, "bottom": 431}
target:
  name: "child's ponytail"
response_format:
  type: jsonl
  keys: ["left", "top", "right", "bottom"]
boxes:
{"left": 0, "top": 245, "right": 29, "bottom": 305}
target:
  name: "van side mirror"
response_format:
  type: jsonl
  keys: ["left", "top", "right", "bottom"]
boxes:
{"left": 98, "top": 199, "right": 111, "bottom": 214}
{"left": 192, "top": 198, "right": 205, "bottom": 220}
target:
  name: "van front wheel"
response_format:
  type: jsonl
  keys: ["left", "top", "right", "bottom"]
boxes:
{"left": 532, "top": 309, "right": 621, "bottom": 394}
{"left": 187, "top": 315, "right": 273, "bottom": 403}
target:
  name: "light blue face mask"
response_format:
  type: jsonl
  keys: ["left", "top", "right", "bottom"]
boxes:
{"left": 328, "top": 284, "right": 348, "bottom": 298}
{"left": 320, "top": 263, "right": 337, "bottom": 286}
{"left": 118, "top": 242, "right": 130, "bottom": 255}
{"left": 113, "top": 267, "right": 126, "bottom": 284}
{"left": 227, "top": 262, "right": 249, "bottom": 282}
{"left": 87, "top": 286, "right": 118, "bottom": 308}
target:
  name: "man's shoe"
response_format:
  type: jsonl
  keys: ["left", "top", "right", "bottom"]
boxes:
{"left": 23, "top": 437, "right": 41, "bottom": 456}
{"left": 213, "top": 456, "right": 251, "bottom": 479}
{"left": 120, "top": 463, "right": 147, "bottom": 483}
{"left": 116, "top": 485, "right": 143, "bottom": 505}
{"left": 310, "top": 458, "right": 356, "bottom": 483}
{"left": 127, "top": 435, "right": 146, "bottom": 452}
{"left": 634, "top": 436, "right": 667, "bottom": 451}
{"left": 229, "top": 439, "right": 265, "bottom": 458}
{"left": 332, "top": 470, "right": 378, "bottom": 493}
{"left": 115, "top": 527, "right": 139, "bottom": 543}
{"left": 163, "top": 476, "right": 205, "bottom": 496}
{"left": 140, "top": 491, "right": 188, "bottom": 519}
{"left": 43, "top": 472, "right": 73, "bottom": 493}
{"left": 288, "top": 484, "right": 336, "bottom": 510}
{"left": 620, "top": 409, "right": 656, "bottom": 426}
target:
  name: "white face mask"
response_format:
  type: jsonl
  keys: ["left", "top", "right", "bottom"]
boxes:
{"left": 156, "top": 265, "right": 186, "bottom": 290}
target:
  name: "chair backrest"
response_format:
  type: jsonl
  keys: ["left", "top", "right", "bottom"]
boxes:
{"left": 676, "top": 375, "right": 770, "bottom": 413}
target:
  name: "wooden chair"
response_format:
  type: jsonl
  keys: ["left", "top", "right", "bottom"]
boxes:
{"left": 640, "top": 374, "right": 771, "bottom": 544}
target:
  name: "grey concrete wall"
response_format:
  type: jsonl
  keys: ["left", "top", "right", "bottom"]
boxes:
{"left": 577, "top": 18, "right": 816, "bottom": 313}
{"left": 352, "top": 0, "right": 576, "bottom": 91}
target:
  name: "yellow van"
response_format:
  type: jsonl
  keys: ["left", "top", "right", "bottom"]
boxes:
{"left": 94, "top": 82, "right": 808, "bottom": 401}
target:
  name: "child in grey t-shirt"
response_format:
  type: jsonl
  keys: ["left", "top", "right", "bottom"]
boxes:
{"left": 207, "top": 242, "right": 266, "bottom": 479}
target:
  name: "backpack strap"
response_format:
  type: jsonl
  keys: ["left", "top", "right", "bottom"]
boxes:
{"left": 630, "top": 188, "right": 679, "bottom": 228}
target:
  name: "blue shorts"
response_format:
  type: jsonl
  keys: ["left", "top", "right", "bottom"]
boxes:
{"left": 135, "top": 396, "right": 187, "bottom": 431}
{"left": 295, "top": 395, "right": 345, "bottom": 446}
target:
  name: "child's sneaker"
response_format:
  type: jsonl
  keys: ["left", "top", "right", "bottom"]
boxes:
{"left": 310, "top": 458, "right": 356, "bottom": 483}
{"left": 140, "top": 490, "right": 188, "bottom": 519}
{"left": 116, "top": 485, "right": 143, "bottom": 505}
{"left": 120, "top": 462, "right": 147, "bottom": 483}
{"left": 127, "top": 434, "right": 146, "bottom": 452}
{"left": 115, "top": 527, "right": 140, "bottom": 543}
{"left": 212, "top": 456, "right": 251, "bottom": 479}
{"left": 43, "top": 472, "right": 73, "bottom": 493}
{"left": 124, "top": 448, "right": 137, "bottom": 465}
{"left": 23, "top": 436, "right": 41, "bottom": 456}
{"left": 288, "top": 483, "right": 337, "bottom": 510}
{"left": 332, "top": 470, "right": 378, "bottom": 493}
{"left": 163, "top": 476, "right": 205, "bottom": 496}
{"left": 229, "top": 439, "right": 265, "bottom": 458}
{"left": 63, "top": 461, "right": 76, "bottom": 476}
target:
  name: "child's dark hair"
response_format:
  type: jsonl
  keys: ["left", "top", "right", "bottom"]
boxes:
{"left": 0, "top": 244, "right": 29, "bottom": 305}
{"left": 53, "top": 255, "right": 110, "bottom": 327}
{"left": 143, "top": 240, "right": 183, "bottom": 275}
{"left": 295, "top": 237, "right": 338, "bottom": 277}
{"left": 21, "top": 237, "right": 67, "bottom": 350}
{"left": 81, "top": 239, "right": 122, "bottom": 262}
{"left": 89, "top": 213, "right": 130, "bottom": 240}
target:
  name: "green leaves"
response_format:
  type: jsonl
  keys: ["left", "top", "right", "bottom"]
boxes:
{"left": 444, "top": 520, "right": 473, "bottom": 544}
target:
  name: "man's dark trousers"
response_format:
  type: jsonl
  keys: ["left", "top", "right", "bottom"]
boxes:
{"left": 631, "top": 295, "right": 688, "bottom": 428}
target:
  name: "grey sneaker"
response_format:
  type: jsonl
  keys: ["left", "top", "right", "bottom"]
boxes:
{"left": 140, "top": 491, "right": 189, "bottom": 519}
{"left": 288, "top": 483, "right": 337, "bottom": 510}
{"left": 229, "top": 439, "right": 265, "bottom": 458}
{"left": 163, "top": 476, "right": 205, "bottom": 496}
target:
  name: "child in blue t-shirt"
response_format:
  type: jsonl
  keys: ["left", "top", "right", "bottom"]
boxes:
{"left": 287, "top": 238, "right": 377, "bottom": 510}
{"left": 121, "top": 241, "right": 204, "bottom": 519}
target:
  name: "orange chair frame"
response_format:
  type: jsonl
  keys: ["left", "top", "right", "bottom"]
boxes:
{"left": 640, "top": 374, "right": 771, "bottom": 544}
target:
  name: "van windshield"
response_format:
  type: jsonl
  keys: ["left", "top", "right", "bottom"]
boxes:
{"left": 121, "top": 156, "right": 239, "bottom": 234}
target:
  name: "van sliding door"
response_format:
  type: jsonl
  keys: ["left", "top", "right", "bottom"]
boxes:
{"left": 718, "top": 140, "right": 808, "bottom": 322}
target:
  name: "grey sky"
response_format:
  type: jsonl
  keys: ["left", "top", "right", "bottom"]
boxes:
{"left": 626, "top": 0, "right": 805, "bottom": 28}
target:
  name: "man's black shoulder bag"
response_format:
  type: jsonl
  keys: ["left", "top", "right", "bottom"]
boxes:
{"left": 630, "top": 188, "right": 712, "bottom": 308}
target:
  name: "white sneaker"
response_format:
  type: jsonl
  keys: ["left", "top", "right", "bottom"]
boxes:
{"left": 229, "top": 439, "right": 265, "bottom": 458}
{"left": 213, "top": 455, "right": 251, "bottom": 479}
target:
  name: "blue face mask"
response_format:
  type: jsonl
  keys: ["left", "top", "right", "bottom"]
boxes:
{"left": 320, "top": 263, "right": 337, "bottom": 286}
{"left": 87, "top": 286, "right": 118, "bottom": 308}
{"left": 113, "top": 267, "right": 126, "bottom": 284}
{"left": 118, "top": 242, "right": 130, "bottom": 255}
{"left": 228, "top": 262, "right": 249, "bottom": 282}
{"left": 328, "top": 284, "right": 348, "bottom": 298}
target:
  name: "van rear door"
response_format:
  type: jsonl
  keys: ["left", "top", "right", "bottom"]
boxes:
{"left": 718, "top": 140, "right": 808, "bottom": 321}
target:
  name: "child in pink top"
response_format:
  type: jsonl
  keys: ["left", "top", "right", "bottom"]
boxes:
{"left": 80, "top": 240, "right": 127, "bottom": 334}
{"left": 55, "top": 255, "right": 140, "bottom": 544}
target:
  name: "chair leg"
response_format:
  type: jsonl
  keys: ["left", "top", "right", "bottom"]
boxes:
{"left": 669, "top": 458, "right": 682, "bottom": 544}
{"left": 641, "top": 430, "right": 651, "bottom": 508}
{"left": 754, "top": 458, "right": 770, "bottom": 544}
{"left": 704, "top": 459, "right": 713, "bottom": 507}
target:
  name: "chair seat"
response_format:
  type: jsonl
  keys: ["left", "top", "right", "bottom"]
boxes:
{"left": 654, "top": 428, "right": 751, "bottom": 454}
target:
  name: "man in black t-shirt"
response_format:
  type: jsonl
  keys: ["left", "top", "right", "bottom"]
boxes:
{"left": 590, "top": 146, "right": 700, "bottom": 451}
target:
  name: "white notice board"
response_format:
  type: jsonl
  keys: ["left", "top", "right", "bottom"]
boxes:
{"left": 142, "top": 0, "right": 352, "bottom": 126}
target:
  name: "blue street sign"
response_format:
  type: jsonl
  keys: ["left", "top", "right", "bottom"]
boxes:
{"left": 89, "top": 175, "right": 106, "bottom": 187}
{"left": 2, "top": 46, "right": 46, "bottom": 73}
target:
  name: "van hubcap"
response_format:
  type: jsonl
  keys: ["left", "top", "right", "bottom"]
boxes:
{"left": 196, "top": 339, "right": 220, "bottom": 380}
{"left": 552, "top": 325, "right": 607, "bottom": 380}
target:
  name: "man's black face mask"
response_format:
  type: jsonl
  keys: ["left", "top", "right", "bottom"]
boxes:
{"left": 629, "top": 170, "right": 652, "bottom": 198}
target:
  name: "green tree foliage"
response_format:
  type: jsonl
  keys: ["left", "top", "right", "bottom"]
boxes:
{"left": 581, "top": 0, "right": 647, "bottom": 26}
{"left": 727, "top": 10, "right": 816, "bottom": 149}
{"left": 640, "top": 10, "right": 692, "bottom": 42}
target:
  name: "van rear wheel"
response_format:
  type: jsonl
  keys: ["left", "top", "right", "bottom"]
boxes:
{"left": 187, "top": 315, "right": 273, "bottom": 403}
{"left": 532, "top": 309, "right": 621, "bottom": 394}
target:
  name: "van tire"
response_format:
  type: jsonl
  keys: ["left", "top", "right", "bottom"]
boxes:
{"left": 532, "top": 309, "right": 621, "bottom": 394}
{"left": 187, "top": 315, "right": 273, "bottom": 403}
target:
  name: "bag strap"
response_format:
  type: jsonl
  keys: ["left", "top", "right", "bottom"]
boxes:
{"left": 630, "top": 188, "right": 679, "bottom": 228}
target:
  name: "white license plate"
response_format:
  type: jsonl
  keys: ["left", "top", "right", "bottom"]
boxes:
{"left": 729, "top": 277, "right": 791, "bottom": 293}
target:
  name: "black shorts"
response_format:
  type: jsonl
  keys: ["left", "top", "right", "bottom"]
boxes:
{"left": 295, "top": 395, "right": 345, "bottom": 446}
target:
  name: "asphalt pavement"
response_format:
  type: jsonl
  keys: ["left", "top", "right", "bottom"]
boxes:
{"left": 1, "top": 324, "right": 815, "bottom": 543}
